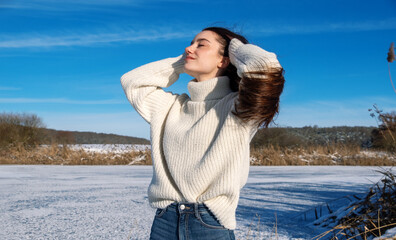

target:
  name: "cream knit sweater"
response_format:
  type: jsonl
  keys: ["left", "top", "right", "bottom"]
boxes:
{"left": 121, "top": 38, "right": 280, "bottom": 230}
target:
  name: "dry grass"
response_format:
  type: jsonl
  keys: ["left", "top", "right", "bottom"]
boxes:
{"left": 313, "top": 169, "right": 396, "bottom": 240}
{"left": 1, "top": 143, "right": 395, "bottom": 166}
{"left": 0, "top": 143, "right": 152, "bottom": 165}
{"left": 250, "top": 145, "right": 396, "bottom": 166}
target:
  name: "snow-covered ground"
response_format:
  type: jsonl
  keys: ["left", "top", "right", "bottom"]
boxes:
{"left": 0, "top": 166, "right": 393, "bottom": 240}
{"left": 42, "top": 144, "right": 151, "bottom": 154}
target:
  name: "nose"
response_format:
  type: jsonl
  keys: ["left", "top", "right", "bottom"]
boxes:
{"left": 185, "top": 45, "right": 193, "bottom": 54}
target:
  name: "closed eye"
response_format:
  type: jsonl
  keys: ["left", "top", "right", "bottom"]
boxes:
{"left": 190, "top": 38, "right": 210, "bottom": 46}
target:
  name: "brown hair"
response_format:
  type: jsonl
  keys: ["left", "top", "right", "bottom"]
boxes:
{"left": 203, "top": 27, "right": 285, "bottom": 128}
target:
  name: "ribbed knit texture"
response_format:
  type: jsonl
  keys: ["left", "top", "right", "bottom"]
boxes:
{"left": 229, "top": 38, "right": 282, "bottom": 78}
{"left": 121, "top": 39, "right": 280, "bottom": 230}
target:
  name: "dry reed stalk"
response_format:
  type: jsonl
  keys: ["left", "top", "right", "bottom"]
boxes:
{"left": 126, "top": 219, "right": 139, "bottom": 240}
{"left": 313, "top": 169, "right": 396, "bottom": 240}
{"left": 387, "top": 42, "right": 396, "bottom": 94}
{"left": 245, "top": 219, "right": 253, "bottom": 240}
{"left": 256, "top": 213, "right": 261, "bottom": 239}
{"left": 242, "top": 212, "right": 280, "bottom": 240}
{"left": 345, "top": 223, "right": 396, "bottom": 240}
{"left": 275, "top": 212, "right": 278, "bottom": 240}
{"left": 388, "top": 62, "right": 396, "bottom": 95}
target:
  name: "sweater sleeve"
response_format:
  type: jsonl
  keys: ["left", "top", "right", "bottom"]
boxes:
{"left": 120, "top": 55, "right": 185, "bottom": 123}
{"left": 228, "top": 38, "right": 282, "bottom": 78}
{"left": 228, "top": 39, "right": 283, "bottom": 131}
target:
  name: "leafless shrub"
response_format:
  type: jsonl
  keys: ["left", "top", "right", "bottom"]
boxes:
{"left": 369, "top": 105, "right": 396, "bottom": 153}
{"left": 0, "top": 112, "right": 46, "bottom": 148}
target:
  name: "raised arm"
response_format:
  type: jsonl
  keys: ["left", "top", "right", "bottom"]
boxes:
{"left": 228, "top": 38, "right": 285, "bottom": 128}
{"left": 228, "top": 38, "right": 282, "bottom": 78}
{"left": 120, "top": 54, "right": 185, "bottom": 123}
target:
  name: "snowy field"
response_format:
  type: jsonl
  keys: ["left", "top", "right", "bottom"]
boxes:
{"left": 0, "top": 165, "right": 393, "bottom": 240}
{"left": 43, "top": 144, "right": 151, "bottom": 154}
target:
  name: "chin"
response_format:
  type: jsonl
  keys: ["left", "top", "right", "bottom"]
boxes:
{"left": 184, "top": 67, "right": 197, "bottom": 78}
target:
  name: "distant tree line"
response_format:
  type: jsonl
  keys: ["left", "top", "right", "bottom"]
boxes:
{"left": 41, "top": 128, "right": 150, "bottom": 144}
{"left": 0, "top": 112, "right": 149, "bottom": 149}
{"left": 251, "top": 126, "right": 375, "bottom": 149}
{"left": 1, "top": 112, "right": 395, "bottom": 152}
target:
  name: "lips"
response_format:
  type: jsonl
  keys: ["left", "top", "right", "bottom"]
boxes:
{"left": 186, "top": 56, "right": 195, "bottom": 60}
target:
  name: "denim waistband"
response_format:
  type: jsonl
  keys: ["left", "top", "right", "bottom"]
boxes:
{"left": 164, "top": 202, "right": 209, "bottom": 214}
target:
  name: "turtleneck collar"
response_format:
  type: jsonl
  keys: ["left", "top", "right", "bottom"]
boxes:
{"left": 187, "top": 76, "right": 233, "bottom": 102}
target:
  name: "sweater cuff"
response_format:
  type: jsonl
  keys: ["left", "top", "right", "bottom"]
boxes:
{"left": 228, "top": 38, "right": 244, "bottom": 66}
{"left": 172, "top": 54, "right": 186, "bottom": 75}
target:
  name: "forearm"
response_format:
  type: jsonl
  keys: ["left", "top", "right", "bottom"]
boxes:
{"left": 120, "top": 55, "right": 185, "bottom": 123}
{"left": 121, "top": 54, "right": 185, "bottom": 91}
{"left": 228, "top": 38, "right": 281, "bottom": 77}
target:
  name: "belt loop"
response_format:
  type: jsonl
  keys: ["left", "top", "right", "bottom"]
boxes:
{"left": 194, "top": 202, "right": 199, "bottom": 219}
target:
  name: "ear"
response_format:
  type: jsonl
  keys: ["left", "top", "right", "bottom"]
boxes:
{"left": 218, "top": 56, "right": 230, "bottom": 69}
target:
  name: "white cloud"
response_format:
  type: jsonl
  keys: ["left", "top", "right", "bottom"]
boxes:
{"left": 250, "top": 18, "right": 396, "bottom": 36}
{"left": 1, "top": 17, "right": 394, "bottom": 49}
{"left": 0, "top": 86, "right": 20, "bottom": 91}
{"left": 0, "top": 28, "right": 194, "bottom": 48}
{"left": 0, "top": 0, "right": 192, "bottom": 11}
{"left": 0, "top": 98, "right": 124, "bottom": 104}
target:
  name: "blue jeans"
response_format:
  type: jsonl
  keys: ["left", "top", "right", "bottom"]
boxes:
{"left": 150, "top": 202, "right": 235, "bottom": 240}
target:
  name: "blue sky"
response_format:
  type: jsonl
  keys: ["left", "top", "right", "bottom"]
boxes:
{"left": 0, "top": 0, "right": 395, "bottom": 140}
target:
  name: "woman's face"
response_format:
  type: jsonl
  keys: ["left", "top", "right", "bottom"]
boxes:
{"left": 184, "top": 30, "right": 229, "bottom": 82}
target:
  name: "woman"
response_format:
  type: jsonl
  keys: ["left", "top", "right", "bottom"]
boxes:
{"left": 121, "top": 27, "right": 285, "bottom": 240}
